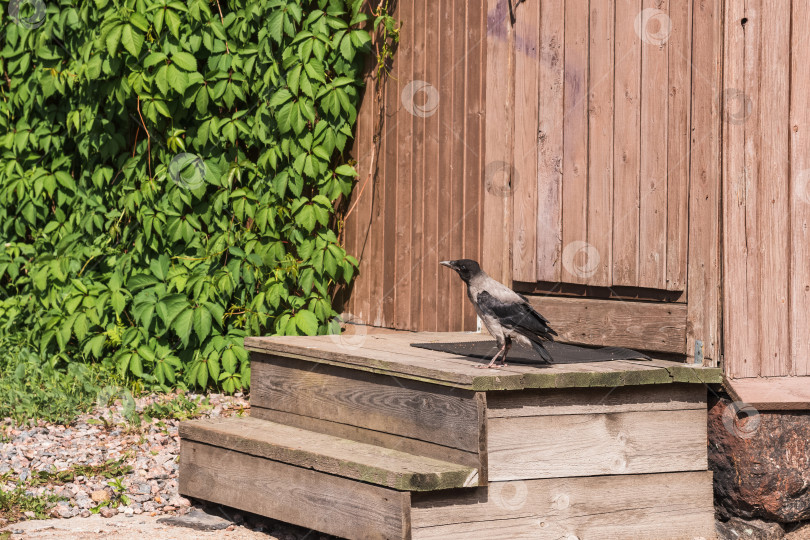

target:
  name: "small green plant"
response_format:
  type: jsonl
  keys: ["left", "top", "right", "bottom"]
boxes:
{"left": 140, "top": 393, "right": 211, "bottom": 421}
{"left": 0, "top": 485, "right": 65, "bottom": 523}
{"left": 27, "top": 457, "right": 133, "bottom": 487}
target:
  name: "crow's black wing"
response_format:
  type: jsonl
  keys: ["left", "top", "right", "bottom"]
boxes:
{"left": 476, "top": 291, "right": 557, "bottom": 340}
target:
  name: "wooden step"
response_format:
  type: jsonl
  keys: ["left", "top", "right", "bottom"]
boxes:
{"left": 180, "top": 417, "right": 479, "bottom": 491}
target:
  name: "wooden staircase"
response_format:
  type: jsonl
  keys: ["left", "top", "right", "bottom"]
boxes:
{"left": 179, "top": 331, "right": 722, "bottom": 539}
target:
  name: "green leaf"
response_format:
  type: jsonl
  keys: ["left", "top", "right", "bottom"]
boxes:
{"left": 193, "top": 306, "right": 212, "bottom": 342}
{"left": 172, "top": 51, "right": 197, "bottom": 71}
{"left": 174, "top": 308, "right": 194, "bottom": 346}
{"left": 294, "top": 310, "right": 318, "bottom": 336}
{"left": 120, "top": 25, "right": 144, "bottom": 57}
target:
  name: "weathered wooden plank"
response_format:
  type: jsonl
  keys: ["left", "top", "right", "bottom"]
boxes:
{"left": 638, "top": 0, "right": 669, "bottom": 290}
{"left": 725, "top": 376, "right": 810, "bottom": 411}
{"left": 687, "top": 0, "right": 723, "bottom": 364}
{"left": 393, "top": 0, "right": 413, "bottom": 330}
{"left": 420, "top": 0, "right": 441, "bottom": 331}
{"left": 611, "top": 0, "right": 642, "bottom": 287}
{"left": 536, "top": 0, "right": 564, "bottom": 282}
{"left": 463, "top": 0, "right": 485, "bottom": 328}
{"left": 180, "top": 417, "right": 478, "bottom": 491}
{"left": 525, "top": 295, "right": 686, "bottom": 353}
{"left": 757, "top": 0, "right": 791, "bottom": 376}
{"left": 250, "top": 407, "right": 482, "bottom": 474}
{"left": 483, "top": 0, "right": 514, "bottom": 286}
{"left": 409, "top": 0, "right": 426, "bottom": 330}
{"left": 486, "top": 383, "right": 706, "bottom": 418}
{"left": 511, "top": 0, "right": 540, "bottom": 282}
{"left": 723, "top": 0, "right": 754, "bottom": 378}
{"left": 249, "top": 355, "right": 484, "bottom": 452}
{"left": 436, "top": 0, "right": 454, "bottom": 332}
{"left": 587, "top": 0, "right": 614, "bottom": 286}
{"left": 411, "top": 471, "right": 715, "bottom": 540}
{"left": 180, "top": 441, "right": 411, "bottom": 540}
{"left": 790, "top": 0, "right": 810, "bottom": 377}
{"left": 245, "top": 332, "right": 723, "bottom": 391}
{"left": 487, "top": 409, "right": 707, "bottom": 481}
{"left": 561, "top": 0, "right": 589, "bottom": 284}
{"left": 382, "top": 6, "right": 399, "bottom": 328}
{"left": 447, "top": 0, "right": 467, "bottom": 331}
{"left": 665, "top": 0, "right": 691, "bottom": 291}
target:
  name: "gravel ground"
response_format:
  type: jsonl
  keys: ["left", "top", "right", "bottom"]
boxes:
{"left": 0, "top": 392, "right": 248, "bottom": 523}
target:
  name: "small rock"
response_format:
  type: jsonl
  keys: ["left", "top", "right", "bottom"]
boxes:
{"left": 168, "top": 495, "right": 190, "bottom": 507}
{"left": 123, "top": 508, "right": 134, "bottom": 517}
{"left": 716, "top": 517, "right": 785, "bottom": 540}
{"left": 91, "top": 489, "right": 111, "bottom": 503}
{"left": 23, "top": 511, "right": 35, "bottom": 519}
{"left": 100, "top": 507, "right": 118, "bottom": 518}
{"left": 158, "top": 509, "right": 232, "bottom": 531}
{"left": 80, "top": 510, "right": 91, "bottom": 518}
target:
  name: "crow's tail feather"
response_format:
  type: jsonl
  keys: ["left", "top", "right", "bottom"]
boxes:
{"left": 531, "top": 340, "right": 553, "bottom": 364}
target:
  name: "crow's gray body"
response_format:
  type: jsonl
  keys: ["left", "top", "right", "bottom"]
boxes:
{"left": 442, "top": 259, "right": 557, "bottom": 367}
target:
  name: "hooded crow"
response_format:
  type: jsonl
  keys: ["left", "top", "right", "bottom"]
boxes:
{"left": 441, "top": 259, "right": 558, "bottom": 368}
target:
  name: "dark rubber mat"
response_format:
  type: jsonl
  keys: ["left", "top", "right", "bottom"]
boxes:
{"left": 410, "top": 340, "right": 651, "bottom": 365}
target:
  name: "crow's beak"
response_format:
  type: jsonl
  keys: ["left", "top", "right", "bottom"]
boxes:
{"left": 440, "top": 260, "right": 455, "bottom": 270}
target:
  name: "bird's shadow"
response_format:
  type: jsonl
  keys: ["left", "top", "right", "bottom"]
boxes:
{"left": 410, "top": 340, "right": 651, "bottom": 366}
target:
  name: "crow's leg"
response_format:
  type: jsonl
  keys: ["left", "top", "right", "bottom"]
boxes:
{"left": 497, "top": 338, "right": 513, "bottom": 367}
{"left": 478, "top": 340, "right": 507, "bottom": 369}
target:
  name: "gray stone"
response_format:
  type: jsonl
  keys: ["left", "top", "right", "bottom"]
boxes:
{"left": 157, "top": 509, "right": 232, "bottom": 531}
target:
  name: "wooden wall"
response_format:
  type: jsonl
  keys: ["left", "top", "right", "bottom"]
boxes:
{"left": 343, "top": 0, "right": 486, "bottom": 332}
{"left": 483, "top": 0, "right": 723, "bottom": 362}
{"left": 344, "top": 0, "right": 727, "bottom": 365}
{"left": 723, "top": 0, "right": 810, "bottom": 378}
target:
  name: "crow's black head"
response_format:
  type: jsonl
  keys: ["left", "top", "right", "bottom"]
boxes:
{"left": 440, "top": 259, "right": 482, "bottom": 283}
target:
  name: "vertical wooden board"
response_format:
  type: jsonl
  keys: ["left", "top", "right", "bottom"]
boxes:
{"left": 487, "top": 409, "right": 708, "bottom": 481}
{"left": 536, "top": 0, "right": 565, "bottom": 282}
{"left": 394, "top": 0, "right": 413, "bottom": 330}
{"left": 180, "top": 441, "right": 411, "bottom": 540}
{"left": 587, "top": 0, "right": 615, "bottom": 286}
{"left": 410, "top": 2, "right": 426, "bottom": 330}
{"left": 483, "top": 0, "right": 515, "bottom": 286}
{"left": 421, "top": 0, "right": 441, "bottom": 331}
{"left": 448, "top": 0, "right": 467, "bottom": 331}
{"left": 687, "top": 0, "right": 722, "bottom": 364}
{"left": 735, "top": 0, "right": 763, "bottom": 376}
{"left": 561, "top": 0, "right": 590, "bottom": 284}
{"left": 757, "top": 0, "right": 791, "bottom": 376}
{"left": 723, "top": 0, "right": 755, "bottom": 378}
{"left": 665, "top": 0, "right": 691, "bottom": 291}
{"left": 436, "top": 0, "right": 454, "bottom": 331}
{"left": 355, "top": 56, "right": 376, "bottom": 326}
{"left": 463, "top": 0, "right": 485, "bottom": 329}
{"left": 411, "top": 471, "right": 715, "bottom": 540}
{"left": 791, "top": 0, "right": 810, "bottom": 376}
{"left": 511, "top": 0, "right": 540, "bottom": 282}
{"left": 383, "top": 16, "right": 400, "bottom": 328}
{"left": 638, "top": 0, "right": 669, "bottom": 289}
{"left": 612, "top": 0, "right": 642, "bottom": 287}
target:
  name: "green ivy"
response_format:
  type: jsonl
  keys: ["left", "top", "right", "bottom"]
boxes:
{"left": 0, "top": 0, "right": 371, "bottom": 393}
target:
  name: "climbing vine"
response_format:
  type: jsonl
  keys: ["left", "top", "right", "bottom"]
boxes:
{"left": 0, "top": 0, "right": 373, "bottom": 392}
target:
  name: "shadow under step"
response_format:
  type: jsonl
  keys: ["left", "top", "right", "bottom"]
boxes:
{"left": 179, "top": 416, "right": 479, "bottom": 491}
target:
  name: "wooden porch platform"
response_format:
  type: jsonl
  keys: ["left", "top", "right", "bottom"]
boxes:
{"left": 180, "top": 331, "right": 721, "bottom": 539}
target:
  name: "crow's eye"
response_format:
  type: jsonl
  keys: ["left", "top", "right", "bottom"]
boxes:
{"left": 460, "top": 265, "right": 466, "bottom": 271}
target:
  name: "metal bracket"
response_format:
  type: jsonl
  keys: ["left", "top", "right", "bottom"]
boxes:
{"left": 694, "top": 340, "right": 704, "bottom": 365}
